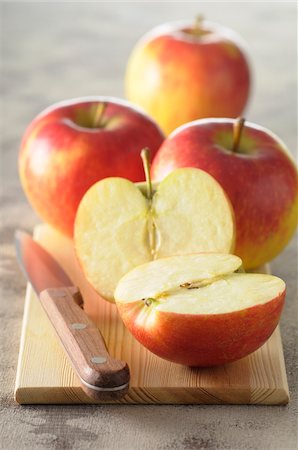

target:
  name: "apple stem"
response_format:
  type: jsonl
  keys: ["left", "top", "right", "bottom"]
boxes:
{"left": 92, "top": 102, "right": 107, "bottom": 128}
{"left": 141, "top": 148, "right": 153, "bottom": 201}
{"left": 232, "top": 117, "right": 245, "bottom": 153}
{"left": 193, "top": 14, "right": 205, "bottom": 36}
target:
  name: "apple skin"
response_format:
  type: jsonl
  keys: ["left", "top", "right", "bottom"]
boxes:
{"left": 125, "top": 20, "right": 250, "bottom": 135}
{"left": 116, "top": 291, "right": 285, "bottom": 367}
{"left": 151, "top": 119, "right": 298, "bottom": 269}
{"left": 19, "top": 97, "right": 165, "bottom": 237}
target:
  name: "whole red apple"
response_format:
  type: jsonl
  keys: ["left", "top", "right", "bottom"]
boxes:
{"left": 151, "top": 118, "right": 298, "bottom": 269}
{"left": 19, "top": 97, "right": 164, "bottom": 237}
{"left": 125, "top": 18, "right": 251, "bottom": 135}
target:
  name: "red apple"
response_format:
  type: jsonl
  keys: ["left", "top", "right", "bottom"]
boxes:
{"left": 151, "top": 118, "right": 298, "bottom": 269}
{"left": 19, "top": 97, "right": 164, "bottom": 237}
{"left": 115, "top": 254, "right": 285, "bottom": 367}
{"left": 125, "top": 18, "right": 251, "bottom": 135}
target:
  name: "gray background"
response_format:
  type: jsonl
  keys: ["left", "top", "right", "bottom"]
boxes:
{"left": 1, "top": 2, "right": 297, "bottom": 449}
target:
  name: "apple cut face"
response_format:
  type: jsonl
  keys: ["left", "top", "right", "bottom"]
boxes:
{"left": 75, "top": 178, "right": 151, "bottom": 301}
{"left": 115, "top": 253, "right": 242, "bottom": 301}
{"left": 152, "top": 169, "right": 235, "bottom": 256}
{"left": 115, "top": 254, "right": 285, "bottom": 367}
{"left": 75, "top": 168, "right": 235, "bottom": 302}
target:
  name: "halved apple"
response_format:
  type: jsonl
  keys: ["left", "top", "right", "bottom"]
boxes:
{"left": 114, "top": 254, "right": 285, "bottom": 367}
{"left": 74, "top": 151, "right": 235, "bottom": 301}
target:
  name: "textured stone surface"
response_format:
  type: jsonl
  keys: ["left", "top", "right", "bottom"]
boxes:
{"left": 0, "top": 2, "right": 297, "bottom": 449}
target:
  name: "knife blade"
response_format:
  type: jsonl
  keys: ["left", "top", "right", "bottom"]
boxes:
{"left": 15, "top": 230, "right": 130, "bottom": 401}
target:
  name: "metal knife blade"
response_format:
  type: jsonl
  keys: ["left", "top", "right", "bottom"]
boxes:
{"left": 15, "top": 230, "right": 74, "bottom": 294}
{"left": 15, "top": 230, "right": 130, "bottom": 401}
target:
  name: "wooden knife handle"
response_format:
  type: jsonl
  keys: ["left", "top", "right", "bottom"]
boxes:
{"left": 39, "top": 286, "right": 130, "bottom": 401}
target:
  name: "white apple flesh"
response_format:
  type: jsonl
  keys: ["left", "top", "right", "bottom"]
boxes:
{"left": 75, "top": 167, "right": 235, "bottom": 301}
{"left": 114, "top": 254, "right": 285, "bottom": 367}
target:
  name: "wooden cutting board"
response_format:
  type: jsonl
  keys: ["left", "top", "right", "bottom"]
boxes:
{"left": 15, "top": 224, "right": 289, "bottom": 405}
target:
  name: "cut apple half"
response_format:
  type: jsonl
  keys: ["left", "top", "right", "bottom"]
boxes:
{"left": 115, "top": 254, "right": 285, "bottom": 367}
{"left": 75, "top": 151, "right": 235, "bottom": 301}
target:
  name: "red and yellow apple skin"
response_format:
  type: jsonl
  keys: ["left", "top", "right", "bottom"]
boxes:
{"left": 19, "top": 97, "right": 164, "bottom": 237}
{"left": 151, "top": 119, "right": 298, "bottom": 269}
{"left": 116, "top": 292, "right": 285, "bottom": 367}
{"left": 125, "top": 20, "right": 250, "bottom": 135}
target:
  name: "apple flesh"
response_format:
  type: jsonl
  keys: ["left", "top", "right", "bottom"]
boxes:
{"left": 114, "top": 254, "right": 286, "bottom": 367}
{"left": 125, "top": 19, "right": 250, "bottom": 135}
{"left": 19, "top": 97, "right": 164, "bottom": 237}
{"left": 74, "top": 167, "right": 235, "bottom": 302}
{"left": 151, "top": 118, "right": 298, "bottom": 269}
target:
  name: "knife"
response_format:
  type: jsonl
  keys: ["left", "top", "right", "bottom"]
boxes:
{"left": 15, "top": 230, "right": 130, "bottom": 401}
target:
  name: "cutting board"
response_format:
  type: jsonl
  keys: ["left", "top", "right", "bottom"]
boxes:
{"left": 15, "top": 224, "right": 289, "bottom": 405}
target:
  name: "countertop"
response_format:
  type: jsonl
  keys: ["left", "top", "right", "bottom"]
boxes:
{"left": 1, "top": 2, "right": 297, "bottom": 449}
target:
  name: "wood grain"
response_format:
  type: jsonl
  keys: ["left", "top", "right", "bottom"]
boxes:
{"left": 14, "top": 224, "right": 289, "bottom": 405}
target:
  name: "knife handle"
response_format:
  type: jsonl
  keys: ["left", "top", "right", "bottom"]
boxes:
{"left": 39, "top": 286, "right": 130, "bottom": 401}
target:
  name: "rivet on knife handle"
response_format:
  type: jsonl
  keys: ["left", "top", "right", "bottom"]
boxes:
{"left": 39, "top": 286, "right": 130, "bottom": 399}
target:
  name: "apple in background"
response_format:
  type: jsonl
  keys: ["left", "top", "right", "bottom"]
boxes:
{"left": 125, "top": 17, "right": 251, "bottom": 135}
{"left": 115, "top": 253, "right": 286, "bottom": 367}
{"left": 18, "top": 97, "right": 165, "bottom": 237}
{"left": 151, "top": 118, "right": 298, "bottom": 270}
{"left": 74, "top": 150, "right": 235, "bottom": 302}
